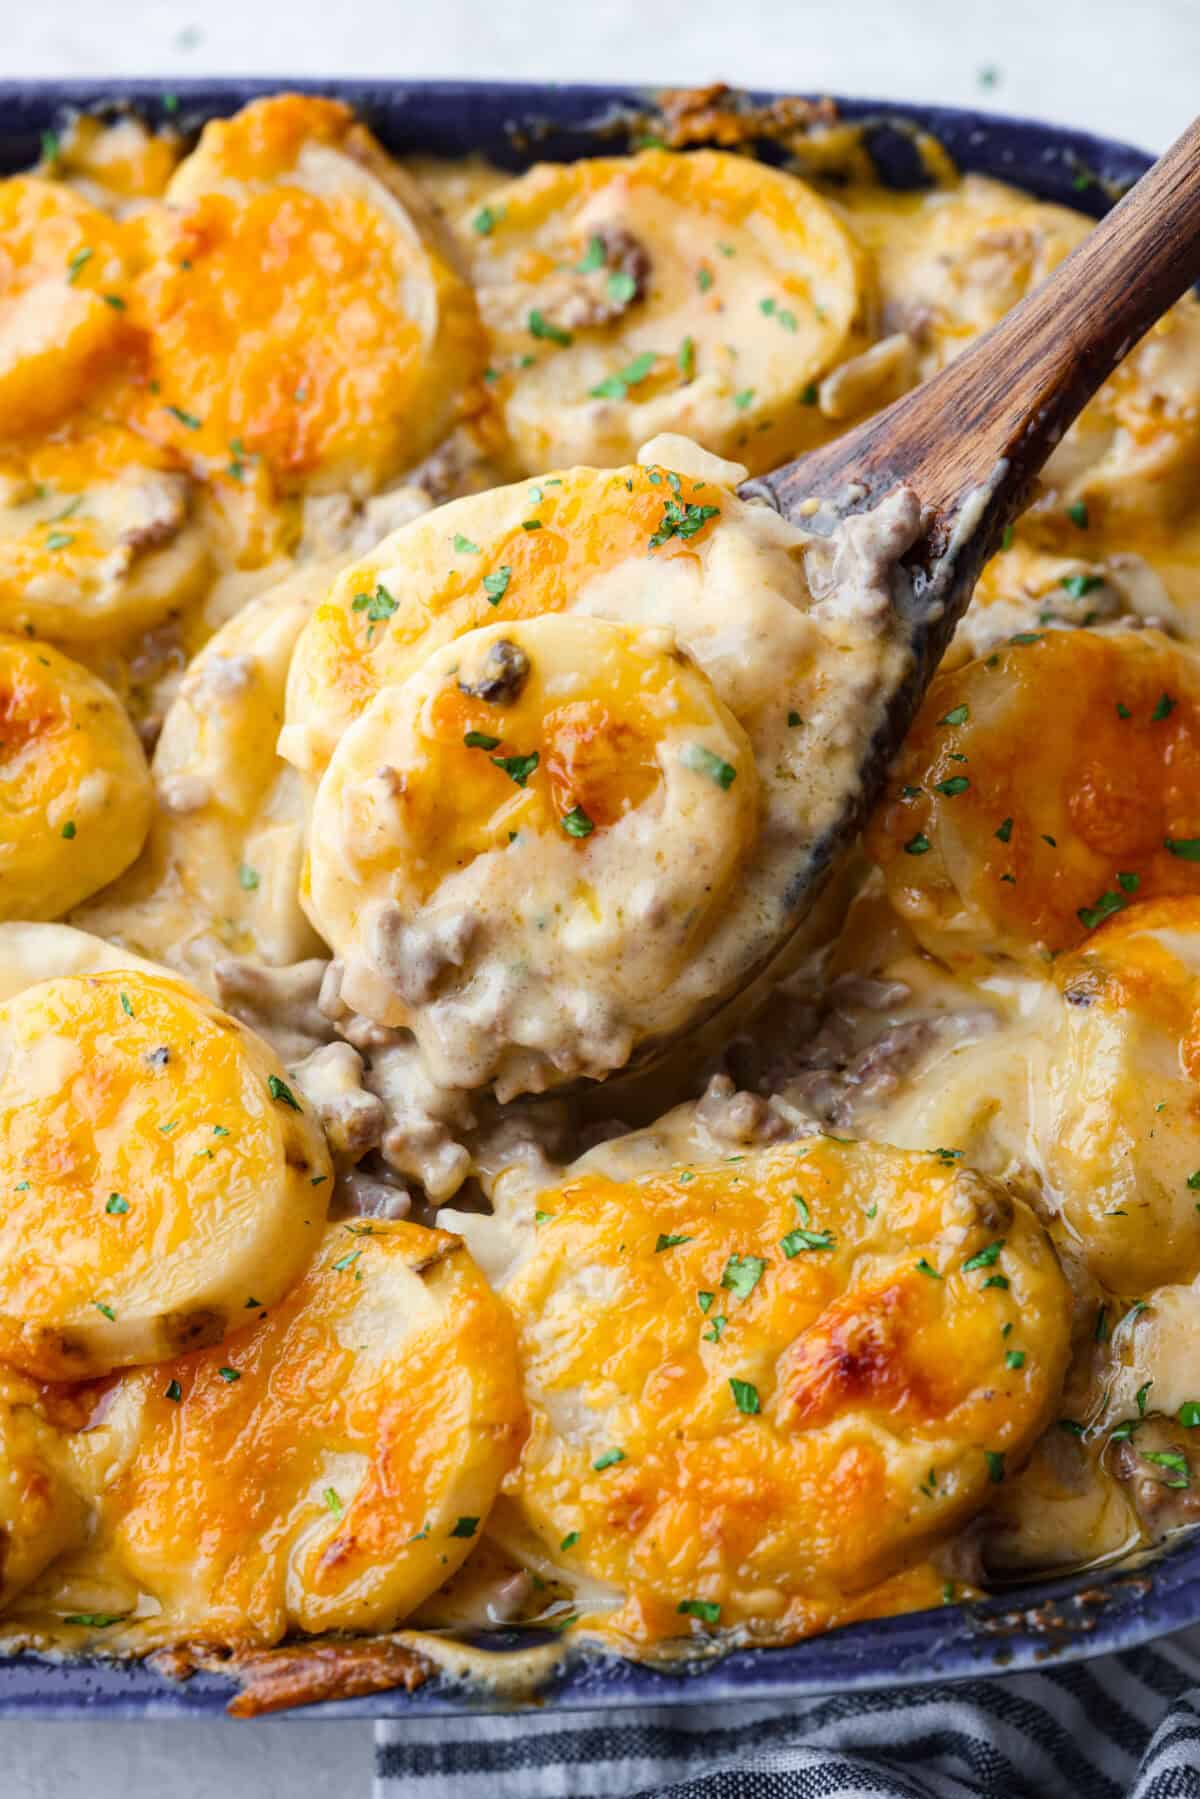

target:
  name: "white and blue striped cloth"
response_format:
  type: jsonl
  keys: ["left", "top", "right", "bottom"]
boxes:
{"left": 375, "top": 1628, "right": 1200, "bottom": 1797}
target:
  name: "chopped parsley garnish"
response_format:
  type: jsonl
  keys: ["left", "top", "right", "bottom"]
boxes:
{"left": 733, "top": 388, "right": 755, "bottom": 411}
{"left": 492, "top": 750, "right": 539, "bottom": 787}
{"left": 982, "top": 1274, "right": 1010, "bottom": 1290}
{"left": 66, "top": 247, "right": 94, "bottom": 283}
{"left": 648, "top": 497, "right": 719, "bottom": 550}
{"left": 521, "top": 518, "right": 542, "bottom": 531}
{"left": 1117, "top": 701, "right": 1131, "bottom": 718}
{"left": 1095, "top": 1304, "right": 1110, "bottom": 1342}
{"left": 680, "top": 743, "right": 737, "bottom": 789}
{"left": 165, "top": 1379, "right": 182, "bottom": 1402}
{"left": 165, "top": 404, "right": 202, "bottom": 431}
{"left": 780, "top": 1227, "right": 836, "bottom": 1256}
{"left": 528, "top": 310, "right": 572, "bottom": 346}
{"left": 60, "top": 820, "right": 77, "bottom": 839}
{"left": 105, "top": 1193, "right": 128, "bottom": 1216}
{"left": 1067, "top": 501, "right": 1089, "bottom": 529}
{"left": 574, "top": 233, "right": 607, "bottom": 272}
{"left": 721, "top": 1253, "right": 766, "bottom": 1301}
{"left": 1137, "top": 1381, "right": 1153, "bottom": 1416}
{"left": 534, "top": 1211, "right": 554, "bottom": 1225}
{"left": 1061, "top": 573, "right": 1103, "bottom": 599}
{"left": 561, "top": 804, "right": 595, "bottom": 838}
{"left": 678, "top": 335, "right": 695, "bottom": 380}
{"left": 934, "top": 775, "right": 970, "bottom": 797}
{"left": 1180, "top": 1402, "right": 1200, "bottom": 1428}
{"left": 800, "top": 381, "right": 819, "bottom": 405}
{"left": 472, "top": 205, "right": 500, "bottom": 235}
{"left": 1078, "top": 890, "right": 1127, "bottom": 930}
{"left": 1152, "top": 692, "right": 1177, "bottom": 721}
{"left": 1000, "top": 526, "right": 1014, "bottom": 550}
{"left": 939, "top": 704, "right": 969, "bottom": 727}
{"left": 103, "top": 293, "right": 126, "bottom": 310}
{"left": 94, "top": 1301, "right": 116, "bottom": 1321}
{"left": 703, "top": 1314, "right": 727, "bottom": 1342}
{"left": 655, "top": 1232, "right": 692, "bottom": 1252}
{"left": 46, "top": 532, "right": 74, "bottom": 552}
{"left": 696, "top": 1291, "right": 715, "bottom": 1314}
{"left": 697, "top": 267, "right": 714, "bottom": 293}
{"left": 40, "top": 129, "right": 60, "bottom": 164}
{"left": 985, "top": 1450, "right": 1006, "bottom": 1483}
{"left": 1166, "top": 837, "right": 1200, "bottom": 861}
{"left": 324, "top": 1487, "right": 343, "bottom": 1517}
{"left": 589, "top": 350, "right": 657, "bottom": 400}
{"left": 787, "top": 710, "right": 802, "bottom": 727}
{"left": 993, "top": 817, "right": 1014, "bottom": 844}
{"left": 464, "top": 730, "right": 501, "bottom": 751}
{"left": 1117, "top": 871, "right": 1140, "bottom": 893}
{"left": 120, "top": 991, "right": 134, "bottom": 1017}
{"left": 607, "top": 270, "right": 637, "bottom": 305}
{"left": 904, "top": 833, "right": 931, "bottom": 856}
{"left": 267, "top": 1074, "right": 301, "bottom": 1111}
{"left": 914, "top": 1258, "right": 942, "bottom": 1279}
{"left": 450, "top": 1516, "right": 479, "bottom": 1537}
{"left": 1005, "top": 1349, "right": 1026, "bottom": 1370}
{"left": 351, "top": 583, "right": 398, "bottom": 624}
{"left": 962, "top": 1240, "right": 1004, "bottom": 1272}
{"left": 217, "top": 1366, "right": 240, "bottom": 1383}
{"left": 1188, "top": 1171, "right": 1200, "bottom": 1190}
{"left": 454, "top": 533, "right": 481, "bottom": 555}
{"left": 238, "top": 863, "right": 260, "bottom": 891}
{"left": 1143, "top": 1450, "right": 1190, "bottom": 1488}
{"left": 332, "top": 1249, "right": 362, "bottom": 1273}
{"left": 729, "top": 1378, "right": 760, "bottom": 1415}
{"left": 483, "top": 566, "right": 512, "bottom": 606}
{"left": 63, "top": 1613, "right": 126, "bottom": 1629}
{"left": 677, "top": 1598, "right": 721, "bottom": 1624}
{"left": 592, "top": 1448, "right": 625, "bottom": 1472}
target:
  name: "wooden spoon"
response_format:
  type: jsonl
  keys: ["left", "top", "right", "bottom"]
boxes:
{"left": 734, "top": 113, "right": 1200, "bottom": 915}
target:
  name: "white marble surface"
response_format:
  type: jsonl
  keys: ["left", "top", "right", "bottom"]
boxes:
{"left": 1, "top": 2, "right": 1194, "bottom": 1792}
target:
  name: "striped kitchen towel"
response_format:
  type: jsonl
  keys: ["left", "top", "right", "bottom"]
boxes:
{"left": 375, "top": 1627, "right": 1200, "bottom": 1797}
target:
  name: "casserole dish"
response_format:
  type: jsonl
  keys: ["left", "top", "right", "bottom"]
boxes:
{"left": 0, "top": 75, "right": 1192, "bottom": 1721}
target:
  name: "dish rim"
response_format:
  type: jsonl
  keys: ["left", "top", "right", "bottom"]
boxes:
{"left": 0, "top": 73, "right": 1188, "bottom": 1719}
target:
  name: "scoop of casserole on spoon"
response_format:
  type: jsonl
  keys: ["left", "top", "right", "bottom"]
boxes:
{"left": 285, "top": 117, "right": 1200, "bottom": 1120}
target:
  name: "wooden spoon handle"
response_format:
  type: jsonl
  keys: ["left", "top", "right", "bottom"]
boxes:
{"left": 764, "top": 115, "right": 1200, "bottom": 527}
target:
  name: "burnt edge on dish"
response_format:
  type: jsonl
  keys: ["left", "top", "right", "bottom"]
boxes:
{"left": 0, "top": 75, "right": 1188, "bottom": 1719}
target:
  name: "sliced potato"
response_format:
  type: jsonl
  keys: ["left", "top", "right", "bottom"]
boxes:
{"left": 1035, "top": 898, "right": 1200, "bottom": 1291}
{"left": 0, "top": 968, "right": 331, "bottom": 1379}
{"left": 0, "top": 1368, "right": 88, "bottom": 1608}
{"left": 0, "top": 176, "right": 135, "bottom": 439}
{"left": 132, "top": 94, "right": 487, "bottom": 500}
{"left": 79, "top": 1221, "right": 524, "bottom": 1643}
{"left": 0, "top": 636, "right": 152, "bottom": 921}
{"left": 498, "top": 1136, "right": 1070, "bottom": 1644}
{"left": 467, "top": 149, "right": 871, "bottom": 476}
{"left": 866, "top": 628, "right": 1200, "bottom": 967}
{"left": 75, "top": 562, "right": 331, "bottom": 988}
{"left": 0, "top": 425, "right": 210, "bottom": 645}
{"left": 308, "top": 614, "right": 759, "bottom": 1094}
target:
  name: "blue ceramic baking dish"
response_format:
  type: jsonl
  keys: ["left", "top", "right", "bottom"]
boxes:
{"left": 0, "top": 76, "right": 1191, "bottom": 1719}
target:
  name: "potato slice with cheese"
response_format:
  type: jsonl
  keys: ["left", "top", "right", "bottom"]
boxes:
{"left": 0, "top": 636, "right": 152, "bottom": 921}
{"left": 0, "top": 968, "right": 331, "bottom": 1380}
{"left": 307, "top": 614, "right": 759, "bottom": 1095}
{"left": 866, "top": 629, "right": 1200, "bottom": 968}
{"left": 290, "top": 444, "right": 919, "bottom": 1098}
{"left": 0, "top": 426, "right": 211, "bottom": 645}
{"left": 132, "top": 94, "right": 486, "bottom": 499}
{"left": 0, "top": 1368, "right": 89, "bottom": 1608}
{"left": 493, "top": 1136, "right": 1070, "bottom": 1645}
{"left": 66, "top": 1221, "right": 524, "bottom": 1644}
{"left": 0, "top": 175, "right": 135, "bottom": 439}
{"left": 75, "top": 563, "right": 330, "bottom": 989}
{"left": 466, "top": 149, "right": 870, "bottom": 476}
{"left": 1033, "top": 898, "right": 1200, "bottom": 1292}
{"left": 844, "top": 173, "right": 1200, "bottom": 537}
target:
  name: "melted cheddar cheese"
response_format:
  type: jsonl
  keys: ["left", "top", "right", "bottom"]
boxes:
{"left": 0, "top": 90, "right": 1198, "bottom": 1707}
